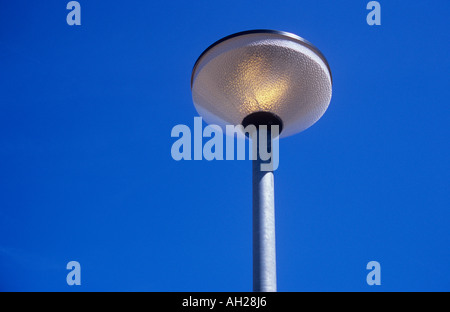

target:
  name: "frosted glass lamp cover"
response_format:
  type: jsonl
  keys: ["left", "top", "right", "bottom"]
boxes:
{"left": 191, "top": 30, "right": 333, "bottom": 137}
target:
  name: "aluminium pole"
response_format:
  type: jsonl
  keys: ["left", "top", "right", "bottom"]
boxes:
{"left": 252, "top": 127, "right": 277, "bottom": 292}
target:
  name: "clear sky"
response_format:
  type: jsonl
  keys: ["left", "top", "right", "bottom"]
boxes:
{"left": 0, "top": 0, "right": 449, "bottom": 291}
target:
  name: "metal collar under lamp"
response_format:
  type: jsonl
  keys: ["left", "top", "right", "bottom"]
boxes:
{"left": 191, "top": 29, "right": 333, "bottom": 292}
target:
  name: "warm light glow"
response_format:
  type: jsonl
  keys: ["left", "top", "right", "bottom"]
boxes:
{"left": 191, "top": 31, "right": 332, "bottom": 137}
{"left": 227, "top": 53, "right": 291, "bottom": 115}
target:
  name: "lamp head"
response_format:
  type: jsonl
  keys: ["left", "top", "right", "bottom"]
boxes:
{"left": 191, "top": 30, "right": 332, "bottom": 138}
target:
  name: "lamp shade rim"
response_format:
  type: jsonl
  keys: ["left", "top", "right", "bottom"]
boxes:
{"left": 190, "top": 29, "right": 332, "bottom": 88}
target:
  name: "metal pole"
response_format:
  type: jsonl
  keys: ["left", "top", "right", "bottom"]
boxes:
{"left": 252, "top": 128, "right": 277, "bottom": 292}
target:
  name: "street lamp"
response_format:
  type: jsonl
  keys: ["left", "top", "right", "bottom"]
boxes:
{"left": 191, "top": 30, "right": 332, "bottom": 292}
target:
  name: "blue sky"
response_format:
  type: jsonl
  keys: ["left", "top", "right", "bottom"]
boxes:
{"left": 0, "top": 0, "right": 449, "bottom": 291}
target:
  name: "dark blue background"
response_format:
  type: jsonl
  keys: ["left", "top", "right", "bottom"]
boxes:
{"left": 0, "top": 0, "right": 449, "bottom": 291}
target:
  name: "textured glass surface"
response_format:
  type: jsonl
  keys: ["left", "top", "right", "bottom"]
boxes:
{"left": 191, "top": 32, "right": 332, "bottom": 138}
